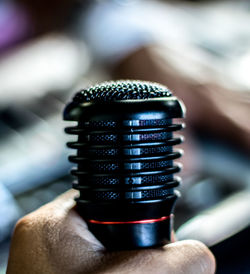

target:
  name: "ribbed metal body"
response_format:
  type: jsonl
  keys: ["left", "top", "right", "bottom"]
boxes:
{"left": 66, "top": 118, "right": 183, "bottom": 203}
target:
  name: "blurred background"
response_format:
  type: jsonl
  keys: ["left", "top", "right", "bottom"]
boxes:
{"left": 0, "top": 0, "right": 250, "bottom": 273}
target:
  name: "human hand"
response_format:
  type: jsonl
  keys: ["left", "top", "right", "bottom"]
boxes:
{"left": 7, "top": 190, "right": 215, "bottom": 274}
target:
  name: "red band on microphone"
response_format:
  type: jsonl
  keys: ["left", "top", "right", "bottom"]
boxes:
{"left": 88, "top": 215, "right": 170, "bottom": 225}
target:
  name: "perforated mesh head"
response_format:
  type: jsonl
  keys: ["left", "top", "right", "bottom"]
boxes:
{"left": 73, "top": 80, "right": 172, "bottom": 103}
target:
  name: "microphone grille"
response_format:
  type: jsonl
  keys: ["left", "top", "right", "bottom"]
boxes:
{"left": 73, "top": 80, "right": 172, "bottom": 103}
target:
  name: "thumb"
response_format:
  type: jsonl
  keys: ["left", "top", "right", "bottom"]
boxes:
{"left": 103, "top": 240, "right": 216, "bottom": 274}
{"left": 161, "top": 240, "right": 216, "bottom": 274}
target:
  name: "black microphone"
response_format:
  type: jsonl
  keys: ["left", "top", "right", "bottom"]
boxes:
{"left": 64, "top": 80, "right": 185, "bottom": 250}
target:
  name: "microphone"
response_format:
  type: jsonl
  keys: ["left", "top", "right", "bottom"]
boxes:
{"left": 64, "top": 80, "right": 185, "bottom": 250}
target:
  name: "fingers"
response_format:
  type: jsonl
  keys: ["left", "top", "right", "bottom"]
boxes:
{"left": 37, "top": 189, "right": 104, "bottom": 250}
{"left": 7, "top": 190, "right": 105, "bottom": 274}
{"left": 162, "top": 240, "right": 216, "bottom": 274}
{"left": 7, "top": 190, "right": 216, "bottom": 274}
{"left": 102, "top": 240, "right": 216, "bottom": 274}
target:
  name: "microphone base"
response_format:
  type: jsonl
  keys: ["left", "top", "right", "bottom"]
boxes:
{"left": 87, "top": 216, "right": 173, "bottom": 250}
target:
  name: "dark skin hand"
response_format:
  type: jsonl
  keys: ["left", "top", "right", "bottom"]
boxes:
{"left": 7, "top": 190, "right": 216, "bottom": 274}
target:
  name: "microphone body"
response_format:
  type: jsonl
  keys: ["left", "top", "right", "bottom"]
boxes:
{"left": 64, "top": 81, "right": 185, "bottom": 250}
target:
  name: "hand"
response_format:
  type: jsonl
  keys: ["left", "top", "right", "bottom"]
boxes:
{"left": 7, "top": 190, "right": 215, "bottom": 274}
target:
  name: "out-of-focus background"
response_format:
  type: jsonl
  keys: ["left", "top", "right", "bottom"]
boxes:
{"left": 0, "top": 0, "right": 250, "bottom": 273}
